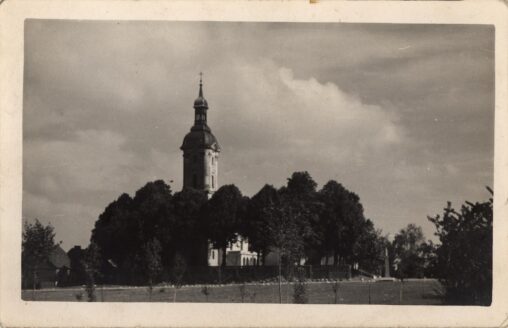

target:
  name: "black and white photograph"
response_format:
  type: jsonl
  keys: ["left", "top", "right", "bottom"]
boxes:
{"left": 1, "top": 1, "right": 507, "bottom": 327}
{"left": 20, "top": 19, "right": 495, "bottom": 305}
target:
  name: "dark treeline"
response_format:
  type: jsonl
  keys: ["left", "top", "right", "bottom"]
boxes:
{"left": 86, "top": 172, "right": 387, "bottom": 277}
{"left": 22, "top": 172, "right": 493, "bottom": 305}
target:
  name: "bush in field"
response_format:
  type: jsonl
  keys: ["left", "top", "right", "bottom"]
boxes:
{"left": 201, "top": 285, "right": 210, "bottom": 302}
{"left": 293, "top": 268, "right": 308, "bottom": 304}
{"left": 83, "top": 242, "right": 102, "bottom": 302}
{"left": 428, "top": 189, "right": 493, "bottom": 305}
{"left": 332, "top": 280, "right": 340, "bottom": 304}
{"left": 392, "top": 224, "right": 426, "bottom": 279}
{"left": 75, "top": 292, "right": 83, "bottom": 301}
{"left": 22, "top": 219, "right": 56, "bottom": 292}
{"left": 171, "top": 252, "right": 187, "bottom": 302}
{"left": 239, "top": 283, "right": 247, "bottom": 303}
{"left": 140, "top": 238, "right": 162, "bottom": 301}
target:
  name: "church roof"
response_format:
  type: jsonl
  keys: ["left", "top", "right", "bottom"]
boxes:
{"left": 194, "top": 96, "right": 208, "bottom": 109}
{"left": 181, "top": 74, "right": 219, "bottom": 151}
{"left": 193, "top": 74, "right": 208, "bottom": 109}
{"left": 181, "top": 128, "right": 220, "bottom": 151}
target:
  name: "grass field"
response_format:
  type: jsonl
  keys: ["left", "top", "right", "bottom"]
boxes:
{"left": 22, "top": 279, "right": 445, "bottom": 304}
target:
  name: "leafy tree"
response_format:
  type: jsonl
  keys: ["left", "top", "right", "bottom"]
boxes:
{"left": 67, "top": 246, "right": 86, "bottom": 285}
{"left": 282, "top": 172, "right": 322, "bottom": 264}
{"left": 22, "top": 219, "right": 56, "bottom": 291}
{"left": 131, "top": 180, "right": 176, "bottom": 266}
{"left": 292, "top": 267, "right": 308, "bottom": 304}
{"left": 428, "top": 190, "right": 492, "bottom": 305}
{"left": 172, "top": 188, "right": 209, "bottom": 266}
{"left": 418, "top": 240, "right": 438, "bottom": 278}
{"left": 392, "top": 224, "right": 426, "bottom": 279}
{"left": 318, "top": 180, "right": 366, "bottom": 266}
{"left": 243, "top": 184, "right": 279, "bottom": 265}
{"left": 91, "top": 180, "right": 176, "bottom": 277}
{"left": 352, "top": 220, "right": 385, "bottom": 274}
{"left": 204, "top": 184, "right": 246, "bottom": 267}
{"left": 140, "top": 238, "right": 162, "bottom": 301}
{"left": 83, "top": 241, "right": 102, "bottom": 302}
{"left": 90, "top": 193, "right": 135, "bottom": 271}
{"left": 286, "top": 171, "right": 317, "bottom": 197}
{"left": 264, "top": 199, "right": 305, "bottom": 303}
{"left": 171, "top": 252, "right": 187, "bottom": 302}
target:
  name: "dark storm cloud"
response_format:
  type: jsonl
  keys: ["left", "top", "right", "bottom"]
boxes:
{"left": 23, "top": 20, "right": 494, "bottom": 249}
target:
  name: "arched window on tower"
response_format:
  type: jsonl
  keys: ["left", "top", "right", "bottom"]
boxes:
{"left": 212, "top": 175, "right": 215, "bottom": 189}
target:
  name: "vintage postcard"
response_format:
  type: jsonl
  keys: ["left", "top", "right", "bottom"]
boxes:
{"left": 0, "top": 0, "right": 507, "bottom": 327}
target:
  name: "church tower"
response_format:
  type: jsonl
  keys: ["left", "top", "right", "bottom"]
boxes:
{"left": 181, "top": 74, "right": 220, "bottom": 196}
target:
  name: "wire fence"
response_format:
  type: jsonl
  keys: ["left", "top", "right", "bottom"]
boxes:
{"left": 22, "top": 264, "right": 352, "bottom": 289}
{"left": 21, "top": 278, "right": 445, "bottom": 305}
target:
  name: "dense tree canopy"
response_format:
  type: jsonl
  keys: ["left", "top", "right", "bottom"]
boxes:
{"left": 22, "top": 219, "right": 56, "bottom": 270}
{"left": 243, "top": 184, "right": 279, "bottom": 264}
{"left": 317, "top": 180, "right": 367, "bottom": 265}
{"left": 392, "top": 224, "right": 427, "bottom": 279}
{"left": 428, "top": 191, "right": 493, "bottom": 305}
{"left": 88, "top": 173, "right": 387, "bottom": 277}
{"left": 204, "top": 184, "right": 247, "bottom": 266}
{"left": 22, "top": 219, "right": 57, "bottom": 289}
{"left": 84, "top": 172, "right": 458, "bottom": 285}
{"left": 23, "top": 164, "right": 494, "bottom": 308}
{"left": 281, "top": 172, "right": 322, "bottom": 263}
{"left": 172, "top": 188, "right": 209, "bottom": 265}
{"left": 352, "top": 219, "right": 385, "bottom": 274}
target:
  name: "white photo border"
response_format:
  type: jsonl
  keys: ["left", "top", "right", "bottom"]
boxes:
{"left": 0, "top": 1, "right": 507, "bottom": 327}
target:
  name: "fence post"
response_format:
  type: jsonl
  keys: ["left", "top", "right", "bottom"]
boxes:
{"left": 368, "top": 281, "right": 371, "bottom": 304}
{"left": 399, "top": 280, "right": 404, "bottom": 304}
{"left": 32, "top": 270, "right": 36, "bottom": 301}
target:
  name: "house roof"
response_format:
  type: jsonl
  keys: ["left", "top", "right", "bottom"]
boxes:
{"left": 48, "top": 245, "right": 71, "bottom": 268}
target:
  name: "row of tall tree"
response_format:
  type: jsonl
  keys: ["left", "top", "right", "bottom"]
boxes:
{"left": 88, "top": 172, "right": 385, "bottom": 274}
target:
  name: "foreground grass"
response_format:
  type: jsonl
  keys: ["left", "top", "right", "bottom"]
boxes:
{"left": 22, "top": 279, "right": 444, "bottom": 304}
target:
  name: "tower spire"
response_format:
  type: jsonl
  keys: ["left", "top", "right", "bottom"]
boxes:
{"left": 199, "top": 72, "right": 203, "bottom": 98}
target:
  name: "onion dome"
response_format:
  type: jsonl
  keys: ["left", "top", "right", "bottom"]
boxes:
{"left": 193, "top": 75, "right": 208, "bottom": 109}
{"left": 181, "top": 129, "right": 220, "bottom": 151}
{"left": 180, "top": 73, "right": 220, "bottom": 152}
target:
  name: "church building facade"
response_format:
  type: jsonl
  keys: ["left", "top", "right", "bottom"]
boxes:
{"left": 181, "top": 76, "right": 258, "bottom": 267}
{"left": 181, "top": 75, "right": 220, "bottom": 197}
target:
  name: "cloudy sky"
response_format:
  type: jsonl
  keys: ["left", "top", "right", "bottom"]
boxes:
{"left": 23, "top": 20, "right": 494, "bottom": 250}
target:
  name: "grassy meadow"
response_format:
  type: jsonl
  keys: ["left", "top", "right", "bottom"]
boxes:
{"left": 22, "top": 279, "right": 444, "bottom": 305}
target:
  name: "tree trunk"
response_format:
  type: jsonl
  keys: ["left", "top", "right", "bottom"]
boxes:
{"left": 221, "top": 247, "right": 227, "bottom": 267}
{"left": 333, "top": 251, "right": 338, "bottom": 266}
{"left": 32, "top": 269, "right": 36, "bottom": 301}
{"left": 286, "top": 261, "right": 291, "bottom": 304}
{"left": 278, "top": 250, "right": 282, "bottom": 304}
{"left": 148, "top": 278, "right": 152, "bottom": 302}
{"left": 399, "top": 281, "right": 404, "bottom": 304}
{"left": 368, "top": 281, "right": 372, "bottom": 304}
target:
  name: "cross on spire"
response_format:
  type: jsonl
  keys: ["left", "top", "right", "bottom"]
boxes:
{"left": 199, "top": 72, "right": 204, "bottom": 97}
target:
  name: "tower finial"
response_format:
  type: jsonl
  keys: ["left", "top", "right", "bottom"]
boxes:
{"left": 199, "top": 72, "right": 203, "bottom": 97}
